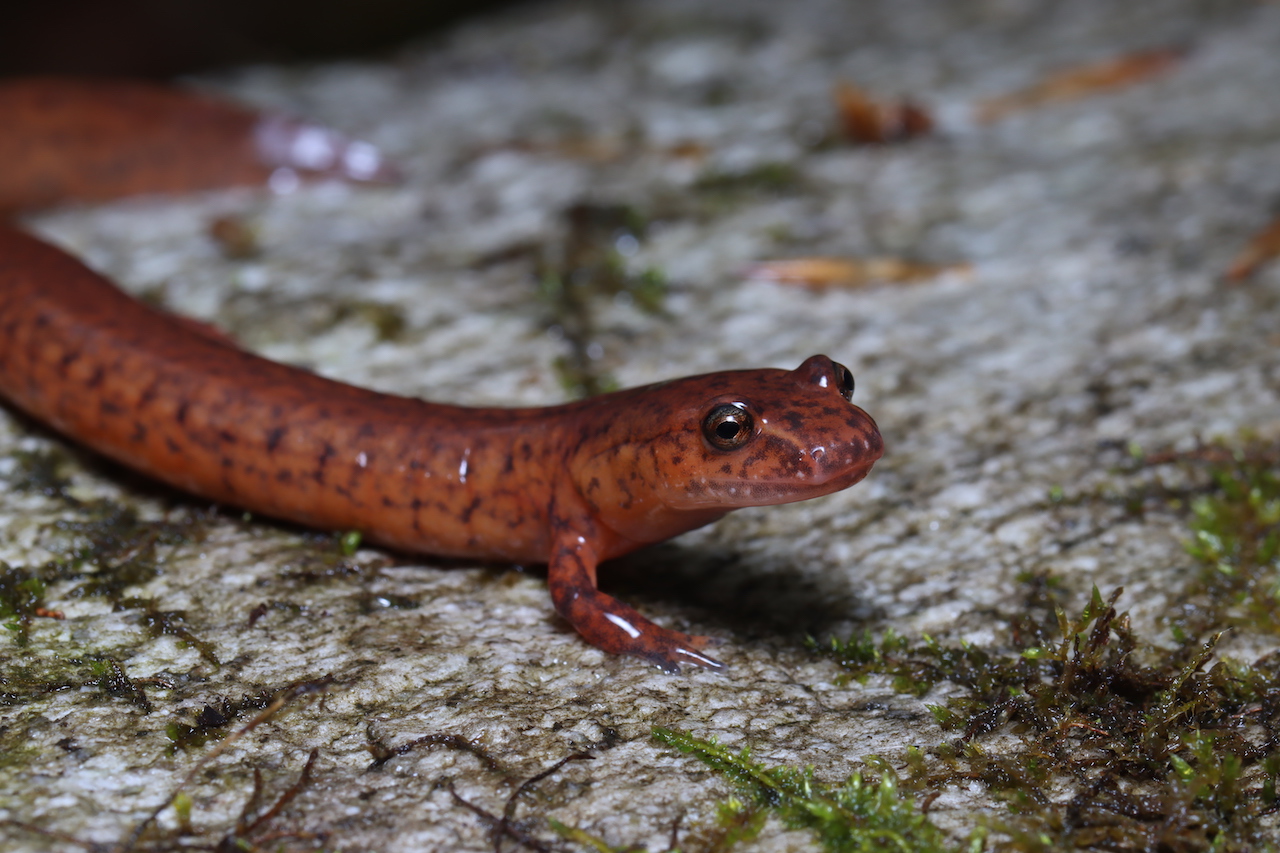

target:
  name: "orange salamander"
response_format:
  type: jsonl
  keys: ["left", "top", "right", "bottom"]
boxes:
{"left": 0, "top": 77, "right": 883, "bottom": 671}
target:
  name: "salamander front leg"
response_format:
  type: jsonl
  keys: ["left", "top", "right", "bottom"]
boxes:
{"left": 547, "top": 532, "right": 723, "bottom": 673}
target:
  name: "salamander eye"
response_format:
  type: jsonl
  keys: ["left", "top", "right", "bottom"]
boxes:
{"left": 702, "top": 403, "right": 755, "bottom": 451}
{"left": 834, "top": 362, "right": 855, "bottom": 401}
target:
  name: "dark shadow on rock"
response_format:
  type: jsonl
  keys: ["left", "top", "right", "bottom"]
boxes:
{"left": 602, "top": 542, "right": 884, "bottom": 650}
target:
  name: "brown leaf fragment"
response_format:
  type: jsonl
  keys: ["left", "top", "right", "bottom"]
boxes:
{"left": 540, "top": 136, "right": 628, "bottom": 162}
{"left": 663, "top": 139, "right": 711, "bottom": 160}
{"left": 977, "top": 47, "right": 1187, "bottom": 122}
{"left": 1224, "top": 215, "right": 1280, "bottom": 283}
{"left": 833, "top": 81, "right": 933, "bottom": 144}
{"left": 208, "top": 215, "right": 260, "bottom": 259}
{"left": 744, "top": 256, "right": 970, "bottom": 290}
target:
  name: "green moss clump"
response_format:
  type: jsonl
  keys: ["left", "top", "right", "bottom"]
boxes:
{"left": 651, "top": 727, "right": 980, "bottom": 853}
{"left": 544, "top": 728, "right": 976, "bottom": 852}
{"left": 0, "top": 562, "right": 49, "bottom": 645}
{"left": 1177, "top": 450, "right": 1280, "bottom": 636}
{"left": 807, "top": 627, "right": 997, "bottom": 698}
{"left": 87, "top": 657, "right": 154, "bottom": 713}
{"left": 164, "top": 689, "right": 278, "bottom": 753}
{"left": 805, "top": 444, "right": 1280, "bottom": 851}
{"left": 818, "top": 584, "right": 1280, "bottom": 850}
{"left": 693, "top": 162, "right": 805, "bottom": 196}
{"left": 7, "top": 447, "right": 73, "bottom": 497}
{"left": 0, "top": 494, "right": 226, "bottom": 712}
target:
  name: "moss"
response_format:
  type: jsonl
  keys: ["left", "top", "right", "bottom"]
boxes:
{"left": 332, "top": 300, "right": 409, "bottom": 342}
{"left": 650, "top": 727, "right": 980, "bottom": 853}
{"left": 0, "top": 562, "right": 49, "bottom": 645}
{"left": 818, "top": 584, "right": 1280, "bottom": 849}
{"left": 165, "top": 688, "right": 277, "bottom": 752}
{"left": 626, "top": 265, "right": 670, "bottom": 314}
{"left": 0, "top": 656, "right": 79, "bottom": 708}
{"left": 0, "top": 493, "right": 226, "bottom": 713}
{"left": 338, "top": 529, "right": 363, "bottom": 556}
{"left": 0, "top": 725, "right": 41, "bottom": 773}
{"left": 1175, "top": 447, "right": 1280, "bottom": 637}
{"left": 6, "top": 446, "right": 73, "bottom": 497}
{"left": 693, "top": 162, "right": 806, "bottom": 197}
{"left": 0, "top": 651, "right": 169, "bottom": 712}
{"left": 807, "top": 626, "right": 997, "bottom": 698}
{"left": 40, "top": 503, "right": 222, "bottom": 664}
{"left": 88, "top": 656, "right": 155, "bottom": 713}
{"left": 804, "top": 443, "right": 1280, "bottom": 852}
{"left": 545, "top": 729, "right": 981, "bottom": 852}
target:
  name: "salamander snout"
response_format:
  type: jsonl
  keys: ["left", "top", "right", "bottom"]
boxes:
{"left": 792, "top": 354, "right": 855, "bottom": 400}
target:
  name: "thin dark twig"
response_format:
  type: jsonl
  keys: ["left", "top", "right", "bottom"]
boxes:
{"left": 448, "top": 785, "right": 559, "bottom": 853}
{"left": 240, "top": 749, "right": 320, "bottom": 837}
{"left": 495, "top": 753, "right": 593, "bottom": 853}
{"left": 366, "top": 730, "right": 502, "bottom": 773}
{"left": 447, "top": 753, "right": 593, "bottom": 853}
{"left": 119, "top": 675, "right": 334, "bottom": 852}
{"left": 235, "top": 767, "right": 267, "bottom": 835}
{"left": 667, "top": 809, "right": 685, "bottom": 851}
{"left": 502, "top": 753, "right": 594, "bottom": 824}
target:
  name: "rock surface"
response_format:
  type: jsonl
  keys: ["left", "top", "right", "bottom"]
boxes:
{"left": 3, "top": 0, "right": 1279, "bottom": 849}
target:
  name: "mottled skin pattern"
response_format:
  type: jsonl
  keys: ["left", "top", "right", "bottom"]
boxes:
{"left": 0, "top": 79, "right": 884, "bottom": 671}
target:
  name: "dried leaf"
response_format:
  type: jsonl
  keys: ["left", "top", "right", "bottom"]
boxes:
{"left": 977, "top": 47, "right": 1187, "bottom": 122}
{"left": 1224, "top": 215, "right": 1280, "bottom": 283}
{"left": 833, "top": 81, "right": 933, "bottom": 144}
{"left": 744, "top": 257, "right": 969, "bottom": 289}
{"left": 208, "top": 215, "right": 259, "bottom": 259}
{"left": 663, "top": 140, "right": 711, "bottom": 160}
{"left": 475, "top": 136, "right": 708, "bottom": 164}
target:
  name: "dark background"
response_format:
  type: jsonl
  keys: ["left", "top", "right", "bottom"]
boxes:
{"left": 0, "top": 0, "right": 529, "bottom": 78}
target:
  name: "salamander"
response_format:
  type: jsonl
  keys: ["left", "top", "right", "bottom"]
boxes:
{"left": 0, "top": 77, "right": 883, "bottom": 671}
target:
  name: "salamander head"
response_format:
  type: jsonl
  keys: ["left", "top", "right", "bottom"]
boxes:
{"left": 570, "top": 355, "right": 883, "bottom": 544}
{"left": 659, "top": 354, "right": 883, "bottom": 509}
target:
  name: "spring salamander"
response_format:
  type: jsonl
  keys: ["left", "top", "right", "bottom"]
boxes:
{"left": 0, "top": 77, "right": 883, "bottom": 671}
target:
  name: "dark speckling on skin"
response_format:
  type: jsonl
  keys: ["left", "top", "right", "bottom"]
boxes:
{"left": 0, "top": 76, "right": 884, "bottom": 671}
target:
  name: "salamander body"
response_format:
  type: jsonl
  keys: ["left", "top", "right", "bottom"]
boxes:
{"left": 0, "top": 78, "right": 883, "bottom": 671}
